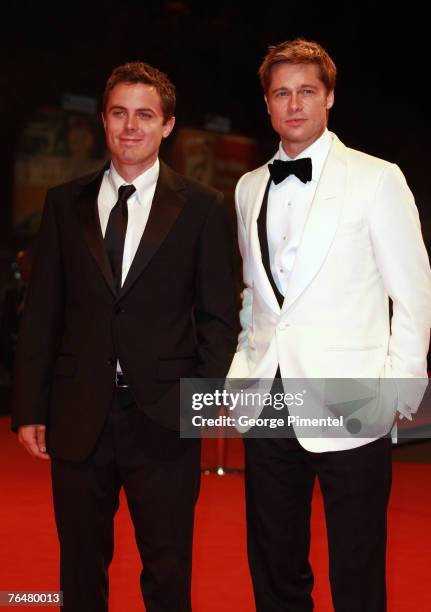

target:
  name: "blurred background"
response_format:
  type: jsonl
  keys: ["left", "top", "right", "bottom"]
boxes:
{"left": 0, "top": 0, "right": 429, "bottom": 414}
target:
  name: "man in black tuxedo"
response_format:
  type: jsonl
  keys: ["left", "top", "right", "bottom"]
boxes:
{"left": 12, "top": 62, "right": 238, "bottom": 612}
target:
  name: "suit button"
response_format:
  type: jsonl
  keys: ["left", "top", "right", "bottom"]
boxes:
{"left": 107, "top": 358, "right": 116, "bottom": 366}
{"left": 115, "top": 306, "right": 125, "bottom": 315}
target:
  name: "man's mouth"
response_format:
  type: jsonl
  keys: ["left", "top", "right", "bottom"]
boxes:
{"left": 285, "top": 119, "right": 306, "bottom": 126}
{"left": 120, "top": 137, "right": 142, "bottom": 144}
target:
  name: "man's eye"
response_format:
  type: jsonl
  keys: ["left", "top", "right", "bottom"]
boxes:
{"left": 301, "top": 89, "right": 314, "bottom": 95}
{"left": 276, "top": 91, "right": 288, "bottom": 97}
{"left": 112, "top": 110, "right": 125, "bottom": 116}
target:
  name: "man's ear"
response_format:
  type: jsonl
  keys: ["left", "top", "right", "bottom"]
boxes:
{"left": 101, "top": 112, "right": 106, "bottom": 130}
{"left": 326, "top": 90, "right": 335, "bottom": 110}
{"left": 264, "top": 95, "right": 270, "bottom": 115}
{"left": 162, "top": 115, "right": 176, "bottom": 138}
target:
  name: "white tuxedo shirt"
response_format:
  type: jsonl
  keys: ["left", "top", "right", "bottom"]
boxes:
{"left": 267, "top": 129, "right": 332, "bottom": 295}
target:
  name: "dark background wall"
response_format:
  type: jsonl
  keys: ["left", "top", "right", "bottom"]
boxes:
{"left": 0, "top": 0, "right": 429, "bottom": 247}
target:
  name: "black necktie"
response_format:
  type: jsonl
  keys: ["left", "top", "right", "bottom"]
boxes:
{"left": 104, "top": 184, "right": 136, "bottom": 293}
{"left": 268, "top": 157, "right": 312, "bottom": 185}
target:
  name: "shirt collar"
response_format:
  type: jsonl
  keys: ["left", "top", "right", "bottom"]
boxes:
{"left": 278, "top": 129, "right": 333, "bottom": 182}
{"left": 107, "top": 158, "right": 160, "bottom": 206}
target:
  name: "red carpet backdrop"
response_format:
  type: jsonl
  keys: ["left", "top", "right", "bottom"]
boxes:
{"left": 1, "top": 419, "right": 430, "bottom": 611}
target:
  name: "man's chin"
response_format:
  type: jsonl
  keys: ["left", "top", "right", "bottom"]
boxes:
{"left": 117, "top": 151, "right": 142, "bottom": 164}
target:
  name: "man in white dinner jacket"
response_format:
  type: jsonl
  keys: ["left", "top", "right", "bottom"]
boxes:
{"left": 227, "top": 38, "right": 431, "bottom": 611}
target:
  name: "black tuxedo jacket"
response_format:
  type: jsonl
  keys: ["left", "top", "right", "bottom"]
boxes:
{"left": 12, "top": 161, "right": 239, "bottom": 461}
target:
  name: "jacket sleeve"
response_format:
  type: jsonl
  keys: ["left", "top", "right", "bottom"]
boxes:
{"left": 12, "top": 190, "right": 65, "bottom": 430}
{"left": 194, "top": 192, "right": 239, "bottom": 378}
{"left": 369, "top": 163, "right": 431, "bottom": 415}
{"left": 235, "top": 175, "right": 254, "bottom": 351}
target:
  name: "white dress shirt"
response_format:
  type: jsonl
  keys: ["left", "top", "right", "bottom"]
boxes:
{"left": 267, "top": 129, "right": 333, "bottom": 296}
{"left": 98, "top": 159, "right": 159, "bottom": 372}
{"left": 98, "top": 158, "right": 159, "bottom": 287}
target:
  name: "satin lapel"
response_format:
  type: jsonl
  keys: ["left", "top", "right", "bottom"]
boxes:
{"left": 282, "top": 136, "right": 347, "bottom": 312}
{"left": 249, "top": 163, "right": 282, "bottom": 314}
{"left": 75, "top": 163, "right": 116, "bottom": 296}
{"left": 119, "top": 161, "right": 186, "bottom": 299}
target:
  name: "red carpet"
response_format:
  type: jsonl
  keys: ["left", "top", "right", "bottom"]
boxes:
{"left": 1, "top": 418, "right": 430, "bottom": 611}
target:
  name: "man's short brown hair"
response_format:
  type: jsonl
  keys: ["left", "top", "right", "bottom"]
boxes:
{"left": 258, "top": 38, "right": 337, "bottom": 94}
{"left": 103, "top": 61, "right": 176, "bottom": 123}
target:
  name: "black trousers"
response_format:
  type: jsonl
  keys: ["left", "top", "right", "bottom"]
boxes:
{"left": 243, "top": 407, "right": 392, "bottom": 611}
{"left": 51, "top": 388, "right": 201, "bottom": 612}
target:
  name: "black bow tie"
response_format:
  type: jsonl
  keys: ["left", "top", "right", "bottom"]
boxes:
{"left": 268, "top": 157, "right": 312, "bottom": 185}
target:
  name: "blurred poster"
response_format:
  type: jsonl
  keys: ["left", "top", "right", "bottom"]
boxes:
{"left": 14, "top": 109, "right": 107, "bottom": 234}
{"left": 171, "top": 128, "right": 258, "bottom": 221}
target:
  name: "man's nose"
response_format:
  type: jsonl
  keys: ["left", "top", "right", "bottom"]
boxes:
{"left": 125, "top": 115, "right": 138, "bottom": 130}
{"left": 288, "top": 93, "right": 302, "bottom": 112}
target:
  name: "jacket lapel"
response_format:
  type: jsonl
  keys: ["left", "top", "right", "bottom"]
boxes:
{"left": 75, "top": 162, "right": 116, "bottom": 296}
{"left": 282, "top": 135, "right": 347, "bottom": 312}
{"left": 248, "top": 161, "right": 282, "bottom": 314}
{"left": 119, "top": 161, "right": 186, "bottom": 299}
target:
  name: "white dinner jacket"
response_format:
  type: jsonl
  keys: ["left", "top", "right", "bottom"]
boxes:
{"left": 227, "top": 132, "right": 431, "bottom": 452}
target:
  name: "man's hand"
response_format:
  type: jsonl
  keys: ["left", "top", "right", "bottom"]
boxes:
{"left": 18, "top": 425, "right": 50, "bottom": 460}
